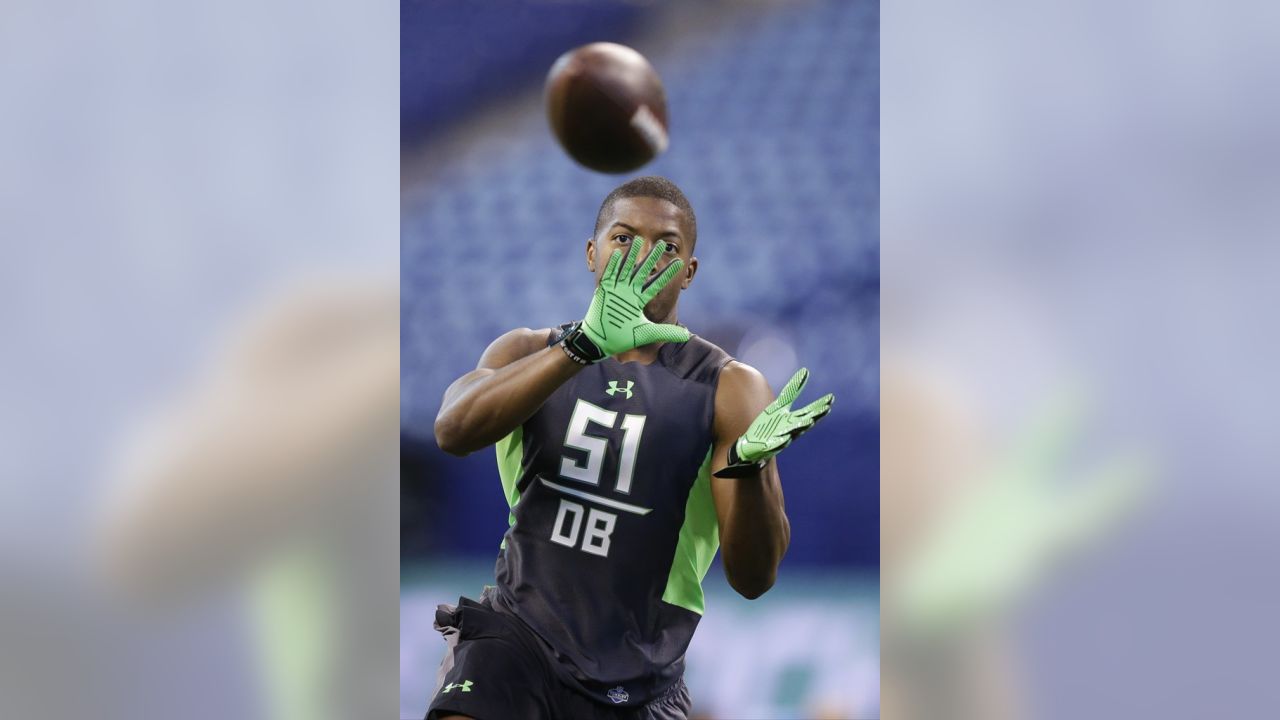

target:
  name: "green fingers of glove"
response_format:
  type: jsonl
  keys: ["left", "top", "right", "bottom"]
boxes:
{"left": 716, "top": 368, "right": 835, "bottom": 478}
{"left": 738, "top": 368, "right": 836, "bottom": 461}
{"left": 581, "top": 236, "right": 690, "bottom": 356}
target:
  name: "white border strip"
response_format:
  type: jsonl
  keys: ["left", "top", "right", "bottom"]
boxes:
{"left": 540, "top": 477, "right": 653, "bottom": 516}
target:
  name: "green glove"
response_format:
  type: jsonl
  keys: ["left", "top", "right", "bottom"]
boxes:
{"left": 559, "top": 236, "right": 689, "bottom": 364}
{"left": 714, "top": 368, "right": 835, "bottom": 478}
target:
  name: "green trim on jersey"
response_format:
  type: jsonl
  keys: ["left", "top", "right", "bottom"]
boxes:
{"left": 662, "top": 448, "right": 720, "bottom": 615}
{"left": 496, "top": 427, "right": 524, "bottom": 549}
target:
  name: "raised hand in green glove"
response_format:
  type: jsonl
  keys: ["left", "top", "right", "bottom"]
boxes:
{"left": 559, "top": 236, "right": 690, "bottom": 364}
{"left": 715, "top": 368, "right": 835, "bottom": 478}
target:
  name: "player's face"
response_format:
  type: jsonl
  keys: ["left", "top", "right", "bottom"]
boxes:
{"left": 586, "top": 197, "right": 697, "bottom": 323}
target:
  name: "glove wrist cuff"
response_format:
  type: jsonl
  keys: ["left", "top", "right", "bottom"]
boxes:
{"left": 559, "top": 322, "right": 606, "bottom": 365}
{"left": 728, "top": 441, "right": 767, "bottom": 468}
{"left": 714, "top": 440, "right": 769, "bottom": 478}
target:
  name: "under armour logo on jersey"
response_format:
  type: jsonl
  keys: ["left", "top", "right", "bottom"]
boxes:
{"left": 443, "top": 680, "right": 473, "bottom": 693}
{"left": 607, "top": 686, "right": 630, "bottom": 704}
{"left": 606, "top": 380, "right": 635, "bottom": 399}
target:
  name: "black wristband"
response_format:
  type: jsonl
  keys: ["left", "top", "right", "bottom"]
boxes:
{"left": 713, "top": 442, "right": 769, "bottom": 478}
{"left": 558, "top": 322, "right": 606, "bottom": 365}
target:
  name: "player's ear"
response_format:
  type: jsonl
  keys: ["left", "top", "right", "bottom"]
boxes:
{"left": 681, "top": 256, "right": 698, "bottom": 289}
{"left": 585, "top": 237, "right": 596, "bottom": 272}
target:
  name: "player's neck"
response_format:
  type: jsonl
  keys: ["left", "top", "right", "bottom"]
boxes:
{"left": 614, "top": 345, "right": 662, "bottom": 365}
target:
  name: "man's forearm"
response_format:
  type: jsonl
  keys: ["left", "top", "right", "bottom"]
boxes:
{"left": 434, "top": 346, "right": 582, "bottom": 455}
{"left": 719, "top": 466, "right": 791, "bottom": 599}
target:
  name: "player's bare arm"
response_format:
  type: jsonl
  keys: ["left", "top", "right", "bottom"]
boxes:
{"left": 434, "top": 327, "right": 581, "bottom": 456}
{"left": 711, "top": 362, "right": 790, "bottom": 598}
{"left": 712, "top": 364, "right": 835, "bottom": 599}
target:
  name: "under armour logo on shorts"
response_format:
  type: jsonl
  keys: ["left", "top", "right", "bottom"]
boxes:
{"left": 443, "top": 680, "right": 473, "bottom": 693}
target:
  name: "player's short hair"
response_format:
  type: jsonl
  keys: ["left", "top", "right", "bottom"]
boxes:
{"left": 594, "top": 176, "right": 698, "bottom": 249}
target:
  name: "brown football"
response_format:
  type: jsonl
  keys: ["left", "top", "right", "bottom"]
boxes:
{"left": 545, "top": 42, "right": 669, "bottom": 174}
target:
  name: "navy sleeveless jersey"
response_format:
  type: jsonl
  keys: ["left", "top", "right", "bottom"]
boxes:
{"left": 489, "top": 327, "right": 733, "bottom": 707}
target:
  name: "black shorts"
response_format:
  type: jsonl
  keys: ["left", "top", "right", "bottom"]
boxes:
{"left": 424, "top": 593, "right": 692, "bottom": 720}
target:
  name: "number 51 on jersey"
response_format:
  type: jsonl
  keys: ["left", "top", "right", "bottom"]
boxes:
{"left": 549, "top": 399, "right": 648, "bottom": 557}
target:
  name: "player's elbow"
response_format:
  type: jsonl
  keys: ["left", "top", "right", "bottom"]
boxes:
{"left": 433, "top": 415, "right": 473, "bottom": 456}
{"left": 727, "top": 570, "right": 776, "bottom": 600}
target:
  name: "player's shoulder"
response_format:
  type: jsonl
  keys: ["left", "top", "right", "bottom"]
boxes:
{"left": 713, "top": 360, "right": 776, "bottom": 434}
{"left": 716, "top": 358, "right": 771, "bottom": 399}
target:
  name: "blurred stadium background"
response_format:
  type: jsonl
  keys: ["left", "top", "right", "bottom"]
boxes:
{"left": 400, "top": 1, "right": 879, "bottom": 718}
